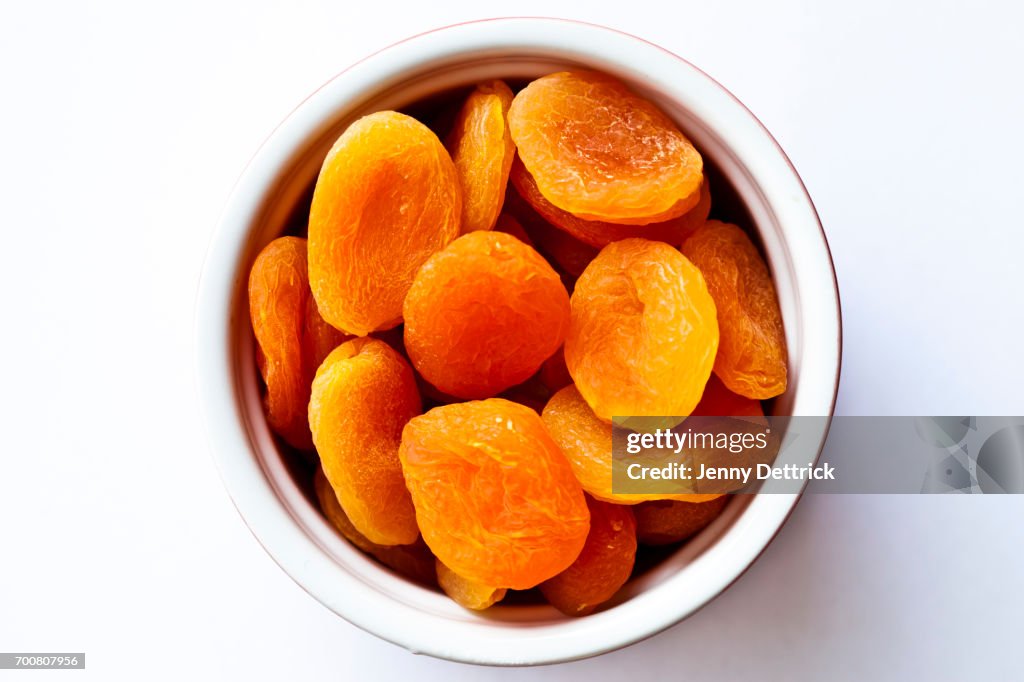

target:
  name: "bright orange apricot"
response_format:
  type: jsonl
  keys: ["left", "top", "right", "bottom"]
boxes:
{"left": 508, "top": 71, "right": 703, "bottom": 225}
{"left": 682, "top": 220, "right": 788, "bottom": 399}
{"left": 309, "top": 338, "right": 421, "bottom": 545}
{"left": 308, "top": 111, "right": 461, "bottom": 336}
{"left": 566, "top": 239, "right": 719, "bottom": 421}
{"left": 446, "top": 80, "right": 516, "bottom": 233}
{"left": 399, "top": 399, "right": 590, "bottom": 589}
{"left": 404, "top": 232, "right": 570, "bottom": 399}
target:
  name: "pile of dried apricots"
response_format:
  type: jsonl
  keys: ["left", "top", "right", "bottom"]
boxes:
{"left": 248, "top": 70, "right": 788, "bottom": 616}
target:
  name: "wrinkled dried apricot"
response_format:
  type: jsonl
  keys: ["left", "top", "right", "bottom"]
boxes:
{"left": 249, "top": 236, "right": 345, "bottom": 450}
{"left": 508, "top": 71, "right": 703, "bottom": 225}
{"left": 399, "top": 399, "right": 590, "bottom": 589}
{"left": 309, "top": 338, "right": 421, "bottom": 545}
{"left": 682, "top": 220, "right": 787, "bottom": 399}
{"left": 436, "top": 560, "right": 507, "bottom": 610}
{"left": 445, "top": 80, "right": 515, "bottom": 233}
{"left": 540, "top": 496, "right": 637, "bottom": 616}
{"left": 249, "top": 237, "right": 310, "bottom": 448}
{"left": 634, "top": 495, "right": 729, "bottom": 546}
{"left": 404, "top": 232, "right": 570, "bottom": 399}
{"left": 314, "top": 467, "right": 436, "bottom": 586}
{"left": 566, "top": 239, "right": 719, "bottom": 421}
{"left": 308, "top": 111, "right": 461, "bottom": 336}
{"left": 510, "top": 157, "right": 701, "bottom": 249}
{"left": 542, "top": 385, "right": 719, "bottom": 504}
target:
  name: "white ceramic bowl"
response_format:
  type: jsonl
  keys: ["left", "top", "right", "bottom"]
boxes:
{"left": 195, "top": 18, "right": 841, "bottom": 666}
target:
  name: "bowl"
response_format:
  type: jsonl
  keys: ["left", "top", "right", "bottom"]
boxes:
{"left": 195, "top": 17, "right": 842, "bottom": 666}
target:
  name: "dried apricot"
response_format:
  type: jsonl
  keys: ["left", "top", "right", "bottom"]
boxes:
{"left": 308, "top": 111, "right": 461, "bottom": 336}
{"left": 403, "top": 232, "right": 570, "bottom": 399}
{"left": 634, "top": 495, "right": 729, "bottom": 546}
{"left": 540, "top": 496, "right": 637, "bottom": 616}
{"left": 314, "top": 468, "right": 436, "bottom": 586}
{"left": 445, "top": 80, "right": 516, "bottom": 233}
{"left": 249, "top": 236, "right": 341, "bottom": 450}
{"left": 566, "top": 238, "right": 719, "bottom": 421}
{"left": 309, "top": 338, "right": 421, "bottom": 545}
{"left": 682, "top": 220, "right": 788, "bottom": 399}
{"left": 436, "top": 560, "right": 507, "bottom": 610}
{"left": 399, "top": 399, "right": 590, "bottom": 589}
{"left": 542, "top": 385, "right": 719, "bottom": 504}
{"left": 508, "top": 71, "right": 702, "bottom": 225}
{"left": 509, "top": 157, "right": 699, "bottom": 248}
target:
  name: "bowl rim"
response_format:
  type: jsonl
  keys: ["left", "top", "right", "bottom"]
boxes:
{"left": 195, "top": 16, "right": 842, "bottom": 666}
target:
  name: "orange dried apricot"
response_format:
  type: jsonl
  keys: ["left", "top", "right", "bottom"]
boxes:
{"left": 509, "top": 157, "right": 699, "bottom": 249}
{"left": 403, "top": 232, "right": 570, "bottom": 399}
{"left": 634, "top": 495, "right": 729, "bottom": 546}
{"left": 542, "top": 385, "right": 720, "bottom": 505}
{"left": 313, "top": 467, "right": 436, "bottom": 586}
{"left": 445, "top": 80, "right": 516, "bottom": 233}
{"left": 309, "top": 338, "right": 421, "bottom": 545}
{"left": 566, "top": 238, "right": 719, "bottom": 421}
{"left": 249, "top": 236, "right": 343, "bottom": 450}
{"left": 399, "top": 398, "right": 590, "bottom": 589}
{"left": 540, "top": 496, "right": 637, "bottom": 616}
{"left": 682, "top": 220, "right": 788, "bottom": 399}
{"left": 435, "top": 560, "right": 507, "bottom": 610}
{"left": 308, "top": 111, "right": 461, "bottom": 336}
{"left": 508, "top": 71, "right": 703, "bottom": 225}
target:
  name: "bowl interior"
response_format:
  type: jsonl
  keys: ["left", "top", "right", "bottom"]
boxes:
{"left": 235, "top": 59, "right": 795, "bottom": 608}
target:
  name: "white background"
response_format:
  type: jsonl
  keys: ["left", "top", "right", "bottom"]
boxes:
{"left": 2, "top": 1, "right": 1023, "bottom": 680}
